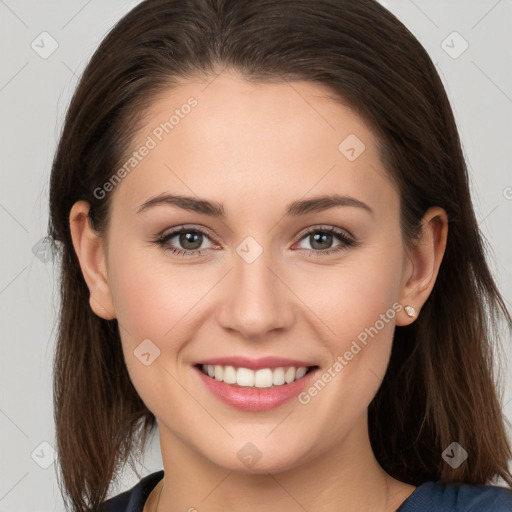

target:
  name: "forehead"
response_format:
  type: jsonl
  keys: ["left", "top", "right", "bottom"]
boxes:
{"left": 111, "top": 70, "right": 398, "bottom": 219}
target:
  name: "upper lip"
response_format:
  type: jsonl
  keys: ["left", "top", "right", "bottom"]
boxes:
{"left": 196, "top": 356, "right": 317, "bottom": 370}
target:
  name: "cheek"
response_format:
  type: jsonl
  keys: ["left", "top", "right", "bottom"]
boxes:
{"left": 108, "top": 226, "right": 404, "bottom": 356}
{"left": 292, "top": 241, "right": 403, "bottom": 404}
{"left": 108, "top": 242, "right": 210, "bottom": 339}
{"left": 293, "top": 242, "right": 403, "bottom": 346}
{"left": 106, "top": 245, "right": 207, "bottom": 410}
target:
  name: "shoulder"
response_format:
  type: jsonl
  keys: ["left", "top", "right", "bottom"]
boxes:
{"left": 454, "top": 482, "right": 512, "bottom": 511}
{"left": 96, "top": 470, "right": 164, "bottom": 512}
{"left": 398, "top": 480, "right": 512, "bottom": 512}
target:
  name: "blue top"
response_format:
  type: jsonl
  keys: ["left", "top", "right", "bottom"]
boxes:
{"left": 98, "top": 470, "right": 512, "bottom": 511}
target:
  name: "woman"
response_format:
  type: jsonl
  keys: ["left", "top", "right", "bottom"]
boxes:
{"left": 48, "top": 0, "right": 512, "bottom": 510}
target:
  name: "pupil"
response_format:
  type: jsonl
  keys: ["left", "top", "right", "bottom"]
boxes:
{"left": 177, "top": 231, "right": 333, "bottom": 251}
{"left": 311, "top": 232, "right": 332, "bottom": 250}
{"left": 180, "top": 231, "right": 202, "bottom": 250}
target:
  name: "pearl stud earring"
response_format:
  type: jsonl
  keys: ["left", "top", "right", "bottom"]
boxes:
{"left": 404, "top": 305, "right": 416, "bottom": 318}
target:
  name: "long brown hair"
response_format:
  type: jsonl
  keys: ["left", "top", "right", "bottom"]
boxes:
{"left": 48, "top": 0, "right": 512, "bottom": 510}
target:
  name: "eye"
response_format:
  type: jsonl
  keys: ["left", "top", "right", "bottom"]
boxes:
{"left": 154, "top": 225, "right": 356, "bottom": 258}
{"left": 293, "top": 226, "right": 356, "bottom": 257}
{"left": 154, "top": 226, "right": 217, "bottom": 257}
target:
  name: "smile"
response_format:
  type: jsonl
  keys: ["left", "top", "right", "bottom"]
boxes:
{"left": 199, "top": 364, "right": 315, "bottom": 388}
{"left": 194, "top": 363, "right": 320, "bottom": 411}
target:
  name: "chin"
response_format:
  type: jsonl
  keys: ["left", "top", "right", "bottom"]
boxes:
{"left": 201, "top": 438, "right": 313, "bottom": 475}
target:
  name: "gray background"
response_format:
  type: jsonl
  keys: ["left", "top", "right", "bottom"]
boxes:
{"left": 0, "top": 0, "right": 511, "bottom": 510}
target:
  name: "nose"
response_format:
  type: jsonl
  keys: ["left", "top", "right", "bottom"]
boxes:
{"left": 215, "top": 246, "right": 295, "bottom": 340}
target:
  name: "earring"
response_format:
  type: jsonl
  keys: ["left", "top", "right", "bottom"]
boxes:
{"left": 404, "top": 305, "right": 416, "bottom": 318}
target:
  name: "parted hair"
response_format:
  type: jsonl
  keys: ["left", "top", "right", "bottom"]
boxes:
{"left": 48, "top": 0, "right": 512, "bottom": 510}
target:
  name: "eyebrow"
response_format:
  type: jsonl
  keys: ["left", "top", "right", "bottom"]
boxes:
{"left": 136, "top": 193, "right": 374, "bottom": 217}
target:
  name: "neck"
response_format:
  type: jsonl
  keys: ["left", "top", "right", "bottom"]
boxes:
{"left": 153, "top": 414, "right": 412, "bottom": 512}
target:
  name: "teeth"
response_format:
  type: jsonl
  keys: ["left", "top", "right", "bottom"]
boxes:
{"left": 284, "top": 367, "right": 296, "bottom": 383}
{"left": 254, "top": 369, "right": 273, "bottom": 388}
{"left": 201, "top": 364, "right": 311, "bottom": 388}
{"left": 214, "top": 365, "right": 223, "bottom": 381}
{"left": 295, "top": 367, "right": 307, "bottom": 379}
{"left": 237, "top": 367, "right": 254, "bottom": 386}
{"left": 223, "top": 365, "right": 237, "bottom": 384}
{"left": 272, "top": 367, "right": 285, "bottom": 385}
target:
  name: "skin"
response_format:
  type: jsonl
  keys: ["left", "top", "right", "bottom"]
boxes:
{"left": 70, "top": 69, "right": 448, "bottom": 512}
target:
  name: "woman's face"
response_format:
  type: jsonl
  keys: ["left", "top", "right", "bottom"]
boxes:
{"left": 98, "top": 70, "right": 415, "bottom": 473}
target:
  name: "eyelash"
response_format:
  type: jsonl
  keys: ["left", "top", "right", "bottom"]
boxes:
{"left": 154, "top": 225, "right": 356, "bottom": 258}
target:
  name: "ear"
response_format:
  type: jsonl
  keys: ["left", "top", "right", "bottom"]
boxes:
{"left": 396, "top": 206, "right": 448, "bottom": 326}
{"left": 69, "top": 201, "right": 116, "bottom": 320}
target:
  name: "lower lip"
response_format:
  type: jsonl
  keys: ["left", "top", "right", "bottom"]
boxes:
{"left": 194, "top": 366, "right": 319, "bottom": 411}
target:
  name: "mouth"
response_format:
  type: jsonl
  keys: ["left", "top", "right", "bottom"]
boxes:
{"left": 193, "top": 363, "right": 320, "bottom": 411}
{"left": 195, "top": 363, "right": 319, "bottom": 389}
